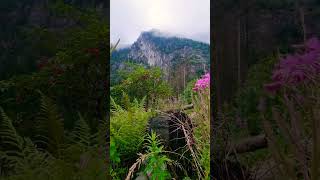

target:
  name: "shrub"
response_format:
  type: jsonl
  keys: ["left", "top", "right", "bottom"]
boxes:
{"left": 111, "top": 63, "right": 172, "bottom": 109}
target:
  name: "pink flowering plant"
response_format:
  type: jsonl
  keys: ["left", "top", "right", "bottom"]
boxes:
{"left": 190, "top": 72, "right": 210, "bottom": 178}
{"left": 264, "top": 37, "right": 320, "bottom": 93}
{"left": 193, "top": 73, "right": 210, "bottom": 92}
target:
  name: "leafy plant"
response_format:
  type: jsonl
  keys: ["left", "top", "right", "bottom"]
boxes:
{"left": 232, "top": 56, "right": 278, "bottom": 135}
{"left": 0, "top": 95, "right": 107, "bottom": 179}
{"left": 110, "top": 94, "right": 154, "bottom": 179}
{"left": 110, "top": 95, "right": 153, "bottom": 156}
{"left": 35, "top": 92, "right": 64, "bottom": 156}
{"left": 182, "top": 79, "right": 197, "bottom": 104}
{"left": 0, "top": 107, "right": 24, "bottom": 175}
{"left": 142, "top": 131, "right": 171, "bottom": 180}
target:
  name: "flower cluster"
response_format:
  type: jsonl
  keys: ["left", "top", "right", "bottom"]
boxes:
{"left": 193, "top": 73, "right": 210, "bottom": 92}
{"left": 264, "top": 37, "right": 320, "bottom": 93}
{"left": 85, "top": 47, "right": 100, "bottom": 57}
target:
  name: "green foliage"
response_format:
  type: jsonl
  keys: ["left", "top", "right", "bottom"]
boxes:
{"left": 110, "top": 95, "right": 153, "bottom": 157}
{"left": 1, "top": 1, "right": 108, "bottom": 179}
{"left": 0, "top": 0, "right": 108, "bottom": 133}
{"left": 0, "top": 96, "right": 107, "bottom": 179}
{"left": 142, "top": 32, "right": 209, "bottom": 57}
{"left": 36, "top": 92, "right": 64, "bottom": 155}
{"left": 110, "top": 94, "right": 154, "bottom": 179}
{"left": 0, "top": 107, "right": 24, "bottom": 174}
{"left": 182, "top": 79, "right": 197, "bottom": 104}
{"left": 233, "top": 56, "right": 278, "bottom": 135}
{"left": 111, "top": 63, "right": 172, "bottom": 108}
{"left": 69, "top": 113, "right": 91, "bottom": 146}
{"left": 110, "top": 139, "right": 120, "bottom": 164}
{"left": 142, "top": 131, "right": 171, "bottom": 180}
{"left": 191, "top": 87, "right": 210, "bottom": 179}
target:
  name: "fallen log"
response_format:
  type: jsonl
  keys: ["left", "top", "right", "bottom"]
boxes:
{"left": 213, "top": 134, "right": 268, "bottom": 157}
{"left": 168, "top": 104, "right": 194, "bottom": 112}
{"left": 211, "top": 134, "right": 268, "bottom": 180}
{"left": 229, "top": 134, "right": 267, "bottom": 154}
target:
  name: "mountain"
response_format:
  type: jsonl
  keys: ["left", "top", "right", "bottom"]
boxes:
{"left": 111, "top": 30, "right": 210, "bottom": 92}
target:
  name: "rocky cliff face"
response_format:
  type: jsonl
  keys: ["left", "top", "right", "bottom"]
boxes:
{"left": 130, "top": 32, "right": 167, "bottom": 67}
{"left": 111, "top": 30, "right": 210, "bottom": 92}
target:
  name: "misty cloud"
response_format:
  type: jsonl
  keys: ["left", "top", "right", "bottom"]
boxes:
{"left": 111, "top": 0, "right": 210, "bottom": 46}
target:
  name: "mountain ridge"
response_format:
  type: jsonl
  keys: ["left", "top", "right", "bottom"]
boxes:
{"left": 111, "top": 30, "right": 210, "bottom": 92}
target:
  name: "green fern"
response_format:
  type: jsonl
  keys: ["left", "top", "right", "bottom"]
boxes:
{"left": 110, "top": 96, "right": 152, "bottom": 156}
{"left": 0, "top": 107, "right": 23, "bottom": 173}
{"left": 35, "top": 92, "right": 64, "bottom": 156}
{"left": 70, "top": 113, "right": 91, "bottom": 146}
{"left": 96, "top": 118, "right": 107, "bottom": 146}
{"left": 139, "top": 96, "right": 146, "bottom": 109}
{"left": 0, "top": 107, "right": 23, "bottom": 152}
{"left": 110, "top": 96, "right": 123, "bottom": 112}
{"left": 13, "top": 138, "right": 53, "bottom": 179}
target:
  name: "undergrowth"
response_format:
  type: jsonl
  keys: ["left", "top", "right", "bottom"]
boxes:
{"left": 0, "top": 93, "right": 107, "bottom": 179}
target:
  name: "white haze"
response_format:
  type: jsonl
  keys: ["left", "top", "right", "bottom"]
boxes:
{"left": 111, "top": 0, "right": 210, "bottom": 46}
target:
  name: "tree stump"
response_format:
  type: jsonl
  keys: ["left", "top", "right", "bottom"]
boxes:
{"left": 148, "top": 110, "right": 193, "bottom": 151}
{"left": 147, "top": 110, "right": 194, "bottom": 177}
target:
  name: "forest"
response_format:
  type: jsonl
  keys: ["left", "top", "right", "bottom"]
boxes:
{"left": 212, "top": 0, "right": 320, "bottom": 179}
{"left": 0, "top": 1, "right": 108, "bottom": 179}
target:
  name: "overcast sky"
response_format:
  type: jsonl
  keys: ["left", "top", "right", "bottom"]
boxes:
{"left": 111, "top": 0, "right": 210, "bottom": 46}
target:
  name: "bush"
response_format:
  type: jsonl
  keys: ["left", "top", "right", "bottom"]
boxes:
{"left": 111, "top": 63, "right": 172, "bottom": 109}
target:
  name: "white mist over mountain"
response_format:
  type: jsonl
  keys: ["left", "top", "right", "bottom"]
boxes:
{"left": 111, "top": 0, "right": 210, "bottom": 46}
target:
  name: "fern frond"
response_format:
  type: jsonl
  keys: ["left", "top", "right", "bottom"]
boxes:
{"left": 110, "top": 96, "right": 122, "bottom": 112}
{"left": 70, "top": 113, "right": 91, "bottom": 146}
{"left": 15, "top": 138, "right": 53, "bottom": 174}
{"left": 0, "top": 107, "right": 24, "bottom": 175}
{"left": 36, "top": 92, "right": 64, "bottom": 156}
{"left": 92, "top": 118, "right": 107, "bottom": 147}
{"left": 0, "top": 107, "right": 23, "bottom": 156}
